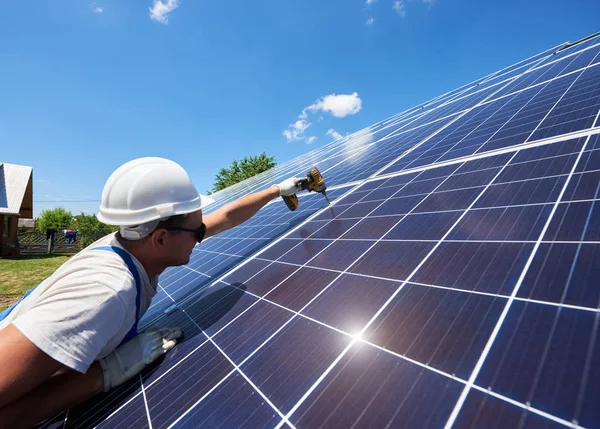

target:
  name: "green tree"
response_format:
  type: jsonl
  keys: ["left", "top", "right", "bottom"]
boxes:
{"left": 36, "top": 207, "right": 73, "bottom": 234}
{"left": 210, "top": 152, "right": 276, "bottom": 193}
{"left": 70, "top": 213, "right": 119, "bottom": 248}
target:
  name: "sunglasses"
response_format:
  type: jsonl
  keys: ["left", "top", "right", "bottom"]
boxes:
{"left": 163, "top": 222, "right": 207, "bottom": 243}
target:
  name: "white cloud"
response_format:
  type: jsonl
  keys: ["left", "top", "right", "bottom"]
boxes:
{"left": 284, "top": 92, "right": 362, "bottom": 144}
{"left": 366, "top": 0, "right": 376, "bottom": 3}
{"left": 282, "top": 119, "right": 312, "bottom": 142}
{"left": 93, "top": 6, "right": 103, "bottom": 13}
{"left": 150, "top": 0, "right": 179, "bottom": 24}
{"left": 366, "top": 17, "right": 374, "bottom": 26}
{"left": 305, "top": 92, "right": 363, "bottom": 118}
{"left": 393, "top": 0, "right": 406, "bottom": 16}
{"left": 326, "top": 129, "right": 343, "bottom": 141}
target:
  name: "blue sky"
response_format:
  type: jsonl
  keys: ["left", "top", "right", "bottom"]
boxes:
{"left": 1, "top": 0, "right": 598, "bottom": 217}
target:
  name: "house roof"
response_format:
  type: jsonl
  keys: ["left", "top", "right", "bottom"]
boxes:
{"left": 0, "top": 162, "right": 33, "bottom": 217}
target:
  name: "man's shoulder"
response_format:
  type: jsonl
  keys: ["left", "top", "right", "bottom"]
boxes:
{"left": 52, "top": 239, "right": 137, "bottom": 292}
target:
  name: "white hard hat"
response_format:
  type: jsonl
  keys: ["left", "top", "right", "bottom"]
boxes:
{"left": 97, "top": 157, "right": 214, "bottom": 234}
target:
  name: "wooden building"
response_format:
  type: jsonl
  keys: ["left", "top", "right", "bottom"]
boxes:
{"left": 0, "top": 162, "right": 33, "bottom": 258}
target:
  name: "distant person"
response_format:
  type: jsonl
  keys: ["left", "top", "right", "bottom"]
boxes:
{"left": 0, "top": 157, "right": 305, "bottom": 428}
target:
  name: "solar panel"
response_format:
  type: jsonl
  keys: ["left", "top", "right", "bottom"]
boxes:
{"left": 41, "top": 32, "right": 600, "bottom": 429}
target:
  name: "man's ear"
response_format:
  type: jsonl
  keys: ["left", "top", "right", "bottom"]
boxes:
{"left": 149, "top": 229, "right": 168, "bottom": 249}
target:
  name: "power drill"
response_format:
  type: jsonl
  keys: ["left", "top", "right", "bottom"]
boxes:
{"left": 282, "top": 167, "right": 331, "bottom": 211}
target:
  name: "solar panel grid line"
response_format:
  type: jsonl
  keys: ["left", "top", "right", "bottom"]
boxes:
{"left": 371, "top": 56, "right": 560, "bottom": 180}
{"left": 67, "top": 383, "right": 144, "bottom": 429}
{"left": 360, "top": 73, "right": 492, "bottom": 138}
{"left": 482, "top": 59, "right": 600, "bottom": 110}
{"left": 421, "top": 51, "right": 558, "bottom": 120}
{"left": 462, "top": 73, "right": 580, "bottom": 155}
{"left": 443, "top": 130, "right": 595, "bottom": 429}
{"left": 520, "top": 39, "right": 600, "bottom": 80}
{"left": 276, "top": 147, "right": 527, "bottom": 426}
{"left": 198, "top": 262, "right": 594, "bottom": 425}
{"left": 524, "top": 52, "right": 600, "bottom": 144}
{"left": 182, "top": 137, "right": 600, "bottom": 320}
{"left": 163, "top": 161, "right": 482, "bottom": 426}
{"left": 191, "top": 247, "right": 243, "bottom": 258}
{"left": 163, "top": 367, "right": 239, "bottom": 429}
{"left": 379, "top": 90, "right": 547, "bottom": 175}
{"left": 409, "top": 69, "right": 598, "bottom": 169}
{"left": 253, "top": 253, "right": 600, "bottom": 314}
{"left": 426, "top": 46, "right": 561, "bottom": 110}
{"left": 469, "top": 385, "right": 582, "bottom": 429}
{"left": 421, "top": 42, "right": 561, "bottom": 111}
{"left": 572, "top": 316, "right": 599, "bottom": 427}
{"left": 150, "top": 185, "right": 367, "bottom": 314}
{"left": 172, "top": 313, "right": 293, "bottom": 428}
{"left": 82, "top": 311, "right": 247, "bottom": 426}
{"left": 139, "top": 374, "right": 153, "bottom": 429}
{"left": 148, "top": 273, "right": 294, "bottom": 428}
{"left": 540, "top": 38, "right": 600, "bottom": 71}
{"left": 369, "top": 128, "right": 600, "bottom": 187}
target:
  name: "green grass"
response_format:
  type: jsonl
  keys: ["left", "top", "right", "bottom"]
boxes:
{"left": 0, "top": 254, "right": 72, "bottom": 311}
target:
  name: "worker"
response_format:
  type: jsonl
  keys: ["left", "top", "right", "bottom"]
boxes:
{"left": 0, "top": 157, "right": 305, "bottom": 428}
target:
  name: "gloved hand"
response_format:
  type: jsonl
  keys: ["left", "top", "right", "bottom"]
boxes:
{"left": 98, "top": 327, "right": 182, "bottom": 392}
{"left": 276, "top": 177, "right": 305, "bottom": 196}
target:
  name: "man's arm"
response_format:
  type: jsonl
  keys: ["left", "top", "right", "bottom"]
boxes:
{"left": 0, "top": 324, "right": 104, "bottom": 428}
{"left": 204, "top": 177, "right": 306, "bottom": 238}
{"left": 204, "top": 185, "right": 281, "bottom": 238}
{"left": 0, "top": 324, "right": 181, "bottom": 428}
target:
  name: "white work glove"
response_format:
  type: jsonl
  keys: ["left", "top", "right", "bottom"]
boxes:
{"left": 276, "top": 177, "right": 305, "bottom": 196}
{"left": 98, "top": 327, "right": 182, "bottom": 392}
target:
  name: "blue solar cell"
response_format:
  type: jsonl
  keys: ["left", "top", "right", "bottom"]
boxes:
{"left": 180, "top": 282, "right": 258, "bottom": 336}
{"left": 385, "top": 211, "right": 463, "bottom": 240}
{"left": 278, "top": 239, "right": 332, "bottom": 265}
{"left": 563, "top": 170, "right": 600, "bottom": 201}
{"left": 143, "top": 343, "right": 233, "bottom": 428}
{"left": 454, "top": 389, "right": 567, "bottom": 429}
{"left": 366, "top": 284, "right": 506, "bottom": 379}
{"left": 530, "top": 64, "right": 600, "bottom": 141}
{"left": 475, "top": 302, "right": 600, "bottom": 428}
{"left": 341, "top": 215, "right": 401, "bottom": 239}
{"left": 349, "top": 241, "right": 435, "bottom": 280}
{"left": 544, "top": 201, "right": 600, "bottom": 241}
{"left": 449, "top": 205, "right": 552, "bottom": 241}
{"left": 307, "top": 239, "right": 373, "bottom": 271}
{"left": 264, "top": 267, "right": 339, "bottom": 312}
{"left": 174, "top": 372, "right": 279, "bottom": 428}
{"left": 412, "top": 242, "right": 535, "bottom": 294}
{"left": 240, "top": 317, "right": 351, "bottom": 414}
{"left": 517, "top": 243, "right": 600, "bottom": 308}
{"left": 370, "top": 194, "right": 428, "bottom": 216}
{"left": 292, "top": 342, "right": 464, "bottom": 428}
{"left": 302, "top": 274, "right": 399, "bottom": 334}
{"left": 308, "top": 218, "right": 361, "bottom": 239}
{"left": 335, "top": 200, "right": 381, "bottom": 218}
{"left": 211, "top": 300, "right": 292, "bottom": 364}
{"left": 493, "top": 43, "right": 600, "bottom": 100}
{"left": 474, "top": 176, "right": 567, "bottom": 207}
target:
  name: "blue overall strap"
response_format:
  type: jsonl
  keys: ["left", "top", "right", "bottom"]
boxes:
{"left": 91, "top": 246, "right": 142, "bottom": 344}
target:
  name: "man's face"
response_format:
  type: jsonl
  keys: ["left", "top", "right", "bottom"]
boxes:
{"left": 161, "top": 210, "right": 204, "bottom": 267}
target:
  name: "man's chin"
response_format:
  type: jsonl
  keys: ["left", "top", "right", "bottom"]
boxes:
{"left": 170, "top": 257, "right": 190, "bottom": 267}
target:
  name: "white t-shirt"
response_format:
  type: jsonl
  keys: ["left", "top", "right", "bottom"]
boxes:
{"left": 0, "top": 233, "right": 157, "bottom": 374}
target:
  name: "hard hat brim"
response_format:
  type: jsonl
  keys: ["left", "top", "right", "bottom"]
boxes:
{"left": 97, "top": 193, "right": 216, "bottom": 226}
